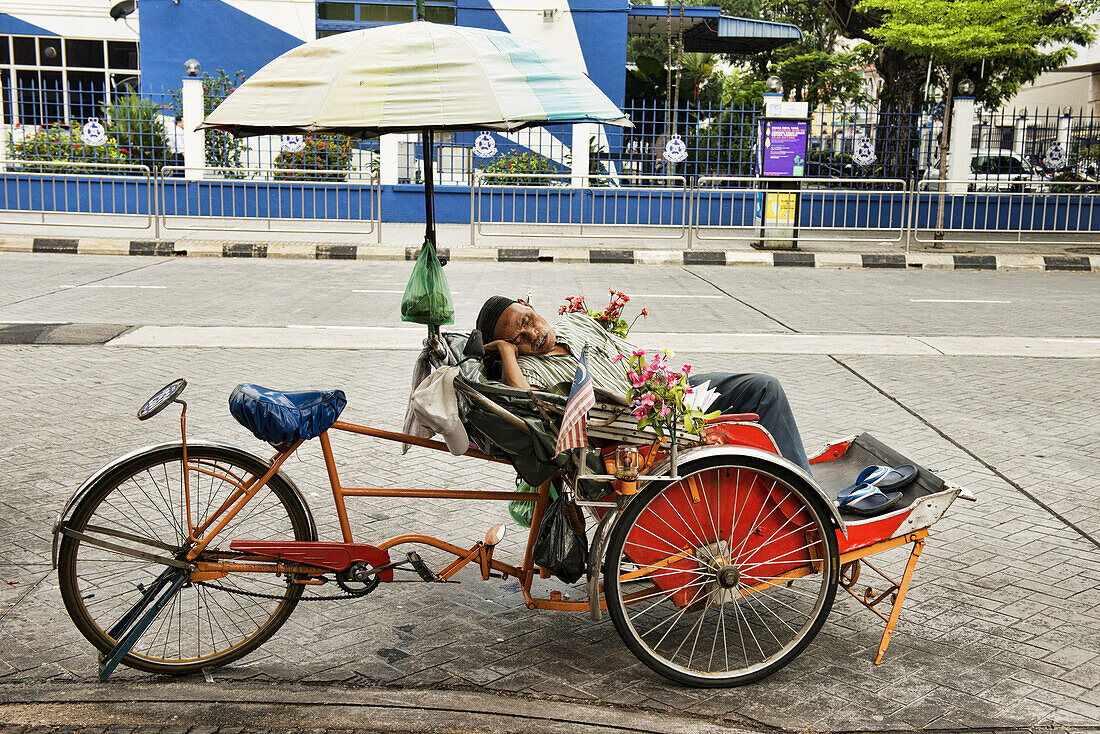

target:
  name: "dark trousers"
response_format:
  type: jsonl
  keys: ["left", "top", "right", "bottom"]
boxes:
{"left": 689, "top": 372, "right": 810, "bottom": 472}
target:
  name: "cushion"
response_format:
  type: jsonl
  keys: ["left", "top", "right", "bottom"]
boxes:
{"left": 229, "top": 384, "right": 347, "bottom": 446}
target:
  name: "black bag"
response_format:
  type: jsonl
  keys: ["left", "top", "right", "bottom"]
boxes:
{"left": 532, "top": 496, "right": 588, "bottom": 584}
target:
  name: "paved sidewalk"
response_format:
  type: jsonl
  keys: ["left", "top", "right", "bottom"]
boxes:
{"left": 2, "top": 344, "right": 1098, "bottom": 732}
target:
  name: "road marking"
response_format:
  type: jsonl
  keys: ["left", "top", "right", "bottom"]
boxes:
{"left": 105, "top": 327, "right": 1100, "bottom": 357}
{"left": 909, "top": 299, "right": 1011, "bottom": 303}
{"left": 351, "top": 289, "right": 405, "bottom": 294}
{"left": 630, "top": 294, "right": 724, "bottom": 299}
{"left": 0, "top": 320, "right": 66, "bottom": 324}
{"left": 60, "top": 285, "right": 168, "bottom": 290}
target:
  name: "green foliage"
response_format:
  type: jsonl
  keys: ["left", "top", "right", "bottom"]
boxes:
{"left": 169, "top": 69, "right": 250, "bottom": 173}
{"left": 772, "top": 45, "right": 873, "bottom": 107}
{"left": 273, "top": 135, "right": 353, "bottom": 181}
{"left": 102, "top": 93, "right": 173, "bottom": 172}
{"left": 7, "top": 124, "right": 127, "bottom": 173}
{"left": 477, "top": 150, "right": 562, "bottom": 186}
{"left": 858, "top": 0, "right": 1094, "bottom": 108}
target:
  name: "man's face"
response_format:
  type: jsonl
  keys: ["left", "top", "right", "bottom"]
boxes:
{"left": 493, "top": 302, "right": 557, "bottom": 355}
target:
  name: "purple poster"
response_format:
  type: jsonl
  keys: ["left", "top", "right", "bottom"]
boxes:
{"left": 759, "top": 120, "right": 808, "bottom": 177}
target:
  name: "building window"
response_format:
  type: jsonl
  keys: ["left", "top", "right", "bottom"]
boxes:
{"left": 316, "top": 0, "right": 455, "bottom": 36}
{"left": 0, "top": 35, "right": 139, "bottom": 127}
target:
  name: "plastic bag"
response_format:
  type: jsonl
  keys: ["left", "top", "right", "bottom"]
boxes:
{"left": 508, "top": 479, "right": 559, "bottom": 528}
{"left": 400, "top": 240, "right": 454, "bottom": 326}
{"left": 533, "top": 495, "right": 588, "bottom": 584}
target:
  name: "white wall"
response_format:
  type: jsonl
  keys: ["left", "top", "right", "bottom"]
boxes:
{"left": 2, "top": 0, "right": 138, "bottom": 40}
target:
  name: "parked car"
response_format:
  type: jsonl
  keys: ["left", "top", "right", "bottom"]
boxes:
{"left": 924, "top": 149, "right": 1049, "bottom": 192}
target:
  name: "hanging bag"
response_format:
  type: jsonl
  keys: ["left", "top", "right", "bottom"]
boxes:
{"left": 400, "top": 240, "right": 455, "bottom": 326}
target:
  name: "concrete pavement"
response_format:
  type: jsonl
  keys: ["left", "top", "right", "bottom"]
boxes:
{"left": 1, "top": 255, "right": 1098, "bottom": 733}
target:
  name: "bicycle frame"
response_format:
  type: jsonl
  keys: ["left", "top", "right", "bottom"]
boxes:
{"left": 178, "top": 411, "right": 605, "bottom": 612}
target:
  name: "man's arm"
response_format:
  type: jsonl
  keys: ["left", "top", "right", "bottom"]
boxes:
{"left": 484, "top": 340, "right": 532, "bottom": 390}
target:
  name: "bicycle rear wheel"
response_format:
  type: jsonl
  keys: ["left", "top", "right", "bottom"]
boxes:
{"left": 58, "top": 443, "right": 313, "bottom": 675}
{"left": 604, "top": 453, "right": 839, "bottom": 687}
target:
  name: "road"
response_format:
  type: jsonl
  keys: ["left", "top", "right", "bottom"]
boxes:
{"left": 1, "top": 252, "right": 1098, "bottom": 732}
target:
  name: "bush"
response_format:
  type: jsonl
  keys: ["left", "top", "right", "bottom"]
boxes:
{"left": 102, "top": 94, "right": 173, "bottom": 172}
{"left": 273, "top": 135, "right": 353, "bottom": 181}
{"left": 478, "top": 150, "right": 563, "bottom": 186}
{"left": 7, "top": 124, "right": 127, "bottom": 173}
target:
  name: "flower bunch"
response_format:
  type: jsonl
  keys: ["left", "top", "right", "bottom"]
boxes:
{"left": 614, "top": 349, "right": 717, "bottom": 437}
{"left": 558, "top": 288, "right": 648, "bottom": 338}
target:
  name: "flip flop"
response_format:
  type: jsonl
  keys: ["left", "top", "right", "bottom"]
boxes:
{"left": 843, "top": 464, "right": 919, "bottom": 494}
{"left": 835, "top": 483, "right": 903, "bottom": 517}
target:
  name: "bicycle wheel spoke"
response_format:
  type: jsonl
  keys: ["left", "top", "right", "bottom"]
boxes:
{"left": 59, "top": 445, "right": 307, "bottom": 675}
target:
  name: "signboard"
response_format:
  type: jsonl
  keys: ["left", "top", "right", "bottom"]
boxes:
{"left": 764, "top": 99, "right": 809, "bottom": 118}
{"left": 764, "top": 192, "right": 797, "bottom": 227}
{"left": 758, "top": 119, "right": 808, "bottom": 177}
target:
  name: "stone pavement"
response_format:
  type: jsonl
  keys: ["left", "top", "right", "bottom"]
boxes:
{"left": 1, "top": 344, "right": 1099, "bottom": 732}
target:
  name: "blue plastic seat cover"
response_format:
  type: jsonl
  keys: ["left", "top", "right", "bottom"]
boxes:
{"left": 229, "top": 384, "right": 347, "bottom": 446}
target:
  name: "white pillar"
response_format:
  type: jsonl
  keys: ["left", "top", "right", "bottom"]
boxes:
{"left": 379, "top": 134, "right": 398, "bottom": 185}
{"left": 571, "top": 123, "right": 593, "bottom": 187}
{"left": 947, "top": 96, "right": 975, "bottom": 194}
{"left": 1058, "top": 110, "right": 1072, "bottom": 154}
{"left": 1013, "top": 113, "right": 1027, "bottom": 157}
{"left": 181, "top": 77, "right": 205, "bottom": 181}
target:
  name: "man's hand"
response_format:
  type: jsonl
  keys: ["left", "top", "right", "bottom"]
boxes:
{"left": 483, "top": 339, "right": 518, "bottom": 358}
{"left": 483, "top": 340, "right": 531, "bottom": 389}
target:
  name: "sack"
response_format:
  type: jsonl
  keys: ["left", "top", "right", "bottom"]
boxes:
{"left": 508, "top": 479, "right": 558, "bottom": 528}
{"left": 400, "top": 240, "right": 454, "bottom": 326}
{"left": 532, "top": 495, "right": 588, "bottom": 584}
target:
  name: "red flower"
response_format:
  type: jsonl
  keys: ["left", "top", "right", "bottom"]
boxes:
{"left": 641, "top": 308, "right": 648, "bottom": 318}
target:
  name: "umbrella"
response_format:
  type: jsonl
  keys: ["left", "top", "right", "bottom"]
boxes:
{"left": 199, "top": 20, "right": 631, "bottom": 259}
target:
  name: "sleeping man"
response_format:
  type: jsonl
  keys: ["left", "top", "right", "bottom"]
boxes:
{"left": 475, "top": 295, "right": 811, "bottom": 472}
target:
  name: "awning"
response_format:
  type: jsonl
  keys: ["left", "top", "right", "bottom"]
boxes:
{"left": 627, "top": 5, "right": 802, "bottom": 54}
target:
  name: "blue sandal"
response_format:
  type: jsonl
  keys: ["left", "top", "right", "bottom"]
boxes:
{"left": 846, "top": 464, "right": 918, "bottom": 493}
{"left": 836, "top": 483, "right": 903, "bottom": 516}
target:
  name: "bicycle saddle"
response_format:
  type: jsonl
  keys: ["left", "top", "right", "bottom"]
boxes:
{"left": 229, "top": 384, "right": 347, "bottom": 447}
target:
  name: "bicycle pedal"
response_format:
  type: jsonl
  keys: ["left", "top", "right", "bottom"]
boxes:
{"left": 406, "top": 552, "right": 438, "bottom": 582}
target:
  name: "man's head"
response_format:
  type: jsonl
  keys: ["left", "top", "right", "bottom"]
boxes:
{"left": 476, "top": 296, "right": 558, "bottom": 355}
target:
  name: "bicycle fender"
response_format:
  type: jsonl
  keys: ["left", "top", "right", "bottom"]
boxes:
{"left": 586, "top": 504, "right": 621, "bottom": 622}
{"left": 642, "top": 444, "right": 847, "bottom": 537}
{"left": 52, "top": 441, "right": 317, "bottom": 569}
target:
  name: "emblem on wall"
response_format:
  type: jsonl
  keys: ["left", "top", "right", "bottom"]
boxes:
{"left": 81, "top": 118, "right": 108, "bottom": 147}
{"left": 281, "top": 135, "right": 306, "bottom": 153}
{"left": 852, "top": 135, "right": 877, "bottom": 166}
{"left": 1043, "top": 141, "right": 1066, "bottom": 170}
{"left": 473, "top": 132, "right": 497, "bottom": 158}
{"left": 662, "top": 134, "right": 687, "bottom": 163}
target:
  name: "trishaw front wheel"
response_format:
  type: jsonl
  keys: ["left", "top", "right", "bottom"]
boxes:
{"left": 58, "top": 444, "right": 313, "bottom": 676}
{"left": 604, "top": 454, "right": 839, "bottom": 687}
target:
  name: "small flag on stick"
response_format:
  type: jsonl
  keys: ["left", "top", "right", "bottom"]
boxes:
{"left": 555, "top": 346, "right": 595, "bottom": 454}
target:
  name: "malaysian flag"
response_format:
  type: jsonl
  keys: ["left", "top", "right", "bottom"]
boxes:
{"left": 555, "top": 346, "right": 596, "bottom": 454}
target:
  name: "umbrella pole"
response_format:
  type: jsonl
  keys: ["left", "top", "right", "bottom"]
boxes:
{"left": 422, "top": 127, "right": 436, "bottom": 250}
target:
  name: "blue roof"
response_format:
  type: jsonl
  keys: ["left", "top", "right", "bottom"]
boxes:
{"left": 627, "top": 5, "right": 802, "bottom": 54}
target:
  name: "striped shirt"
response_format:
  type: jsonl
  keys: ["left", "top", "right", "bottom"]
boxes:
{"left": 516, "top": 313, "right": 633, "bottom": 396}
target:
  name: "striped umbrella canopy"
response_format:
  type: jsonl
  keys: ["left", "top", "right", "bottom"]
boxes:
{"left": 199, "top": 21, "right": 631, "bottom": 137}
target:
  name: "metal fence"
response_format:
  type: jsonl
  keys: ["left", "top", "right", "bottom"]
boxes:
{"left": 473, "top": 172, "right": 689, "bottom": 239}
{"left": 912, "top": 179, "right": 1100, "bottom": 246}
{"left": 691, "top": 176, "right": 909, "bottom": 245}
{"left": 158, "top": 166, "right": 380, "bottom": 238}
{"left": 0, "top": 159, "right": 154, "bottom": 230}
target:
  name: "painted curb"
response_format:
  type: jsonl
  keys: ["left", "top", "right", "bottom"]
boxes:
{"left": 0, "top": 237, "right": 1096, "bottom": 272}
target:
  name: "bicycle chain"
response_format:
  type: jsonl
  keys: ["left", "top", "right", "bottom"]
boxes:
{"left": 192, "top": 578, "right": 367, "bottom": 601}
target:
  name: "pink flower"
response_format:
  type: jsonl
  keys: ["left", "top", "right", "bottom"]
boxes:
{"left": 633, "top": 406, "right": 648, "bottom": 419}
{"left": 632, "top": 348, "right": 646, "bottom": 357}
{"left": 658, "top": 405, "right": 671, "bottom": 418}
{"left": 612, "top": 353, "right": 624, "bottom": 363}
{"left": 682, "top": 364, "right": 692, "bottom": 376}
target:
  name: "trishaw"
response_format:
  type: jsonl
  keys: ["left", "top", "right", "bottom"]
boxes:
{"left": 51, "top": 18, "right": 968, "bottom": 688}
{"left": 52, "top": 329, "right": 967, "bottom": 687}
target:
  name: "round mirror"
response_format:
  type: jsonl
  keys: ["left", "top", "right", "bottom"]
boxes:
{"left": 137, "top": 378, "right": 187, "bottom": 421}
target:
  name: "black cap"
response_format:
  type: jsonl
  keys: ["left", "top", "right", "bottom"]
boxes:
{"left": 476, "top": 296, "right": 516, "bottom": 342}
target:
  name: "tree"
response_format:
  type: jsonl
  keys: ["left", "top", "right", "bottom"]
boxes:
{"left": 771, "top": 45, "right": 873, "bottom": 107}
{"left": 861, "top": 0, "right": 1092, "bottom": 182}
